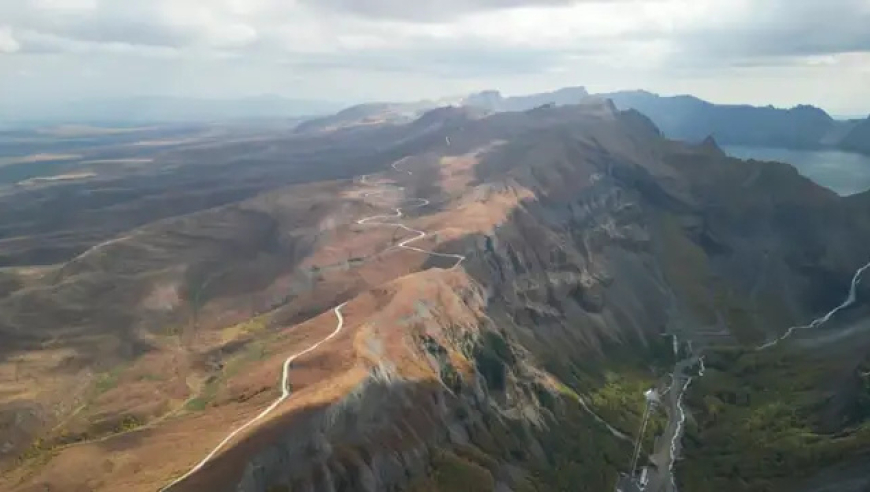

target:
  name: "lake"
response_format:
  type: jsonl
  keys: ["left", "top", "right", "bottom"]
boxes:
{"left": 722, "top": 145, "right": 870, "bottom": 196}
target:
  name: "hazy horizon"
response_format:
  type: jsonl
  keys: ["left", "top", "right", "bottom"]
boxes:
{"left": 1, "top": 85, "right": 867, "bottom": 128}
{"left": 5, "top": 85, "right": 868, "bottom": 111}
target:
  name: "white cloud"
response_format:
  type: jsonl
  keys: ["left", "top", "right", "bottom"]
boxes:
{"left": 0, "top": 25, "right": 21, "bottom": 53}
{"left": 13, "top": 28, "right": 181, "bottom": 56}
{"left": 29, "top": 0, "right": 98, "bottom": 12}
{"left": 4, "top": 0, "right": 867, "bottom": 63}
{"left": 0, "top": 0, "right": 868, "bottom": 114}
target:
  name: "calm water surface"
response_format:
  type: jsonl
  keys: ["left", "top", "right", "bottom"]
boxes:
{"left": 722, "top": 145, "right": 870, "bottom": 196}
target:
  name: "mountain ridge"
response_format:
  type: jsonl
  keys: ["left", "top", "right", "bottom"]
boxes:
{"left": 293, "top": 86, "right": 869, "bottom": 157}
{"left": 7, "top": 87, "right": 867, "bottom": 160}
{"left": 1, "top": 101, "right": 870, "bottom": 492}
{"left": 599, "top": 90, "right": 865, "bottom": 152}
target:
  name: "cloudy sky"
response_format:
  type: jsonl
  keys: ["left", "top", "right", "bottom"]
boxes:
{"left": 1, "top": 0, "right": 869, "bottom": 115}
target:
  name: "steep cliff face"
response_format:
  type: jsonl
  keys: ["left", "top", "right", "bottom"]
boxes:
{"left": 471, "top": 106, "right": 869, "bottom": 340}
{"left": 208, "top": 266, "right": 630, "bottom": 492}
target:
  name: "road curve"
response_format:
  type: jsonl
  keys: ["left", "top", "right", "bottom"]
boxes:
{"left": 356, "top": 204, "right": 465, "bottom": 269}
{"left": 357, "top": 168, "right": 465, "bottom": 269}
{"left": 160, "top": 302, "right": 348, "bottom": 491}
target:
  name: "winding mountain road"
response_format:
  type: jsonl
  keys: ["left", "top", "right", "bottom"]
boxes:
{"left": 159, "top": 302, "right": 348, "bottom": 491}
{"left": 160, "top": 163, "right": 465, "bottom": 491}
{"left": 356, "top": 201, "right": 465, "bottom": 269}
{"left": 756, "top": 260, "right": 870, "bottom": 351}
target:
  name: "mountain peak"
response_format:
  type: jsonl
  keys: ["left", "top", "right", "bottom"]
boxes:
{"left": 414, "top": 105, "right": 489, "bottom": 126}
{"left": 699, "top": 135, "right": 725, "bottom": 155}
{"left": 463, "top": 86, "right": 588, "bottom": 112}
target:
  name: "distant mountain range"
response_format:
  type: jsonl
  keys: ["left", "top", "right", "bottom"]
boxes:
{"left": 293, "top": 86, "right": 590, "bottom": 133}
{"left": 4, "top": 88, "right": 869, "bottom": 156}
{"left": 599, "top": 90, "right": 869, "bottom": 153}
{"left": 297, "top": 87, "right": 870, "bottom": 156}
{"left": 461, "top": 86, "right": 590, "bottom": 111}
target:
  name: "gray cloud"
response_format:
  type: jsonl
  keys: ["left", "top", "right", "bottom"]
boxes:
{"left": 3, "top": 0, "right": 868, "bottom": 62}
{"left": 1, "top": 0, "right": 869, "bottom": 116}
{"left": 675, "top": 0, "right": 870, "bottom": 61}
{"left": 283, "top": 43, "right": 589, "bottom": 77}
{"left": 296, "top": 0, "right": 592, "bottom": 22}
{"left": 11, "top": 29, "right": 182, "bottom": 56}
{"left": 0, "top": 26, "right": 20, "bottom": 53}
{"left": 53, "top": 19, "right": 196, "bottom": 49}
{"left": 0, "top": 1, "right": 255, "bottom": 53}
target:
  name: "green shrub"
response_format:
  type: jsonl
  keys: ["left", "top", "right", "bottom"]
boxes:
{"left": 431, "top": 451, "right": 496, "bottom": 492}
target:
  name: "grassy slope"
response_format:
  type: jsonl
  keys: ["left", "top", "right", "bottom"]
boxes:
{"left": 680, "top": 347, "right": 870, "bottom": 491}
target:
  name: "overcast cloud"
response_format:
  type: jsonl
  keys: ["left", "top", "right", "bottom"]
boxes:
{"left": 1, "top": 0, "right": 869, "bottom": 115}
{"left": 298, "top": 0, "right": 583, "bottom": 22}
